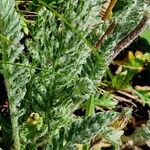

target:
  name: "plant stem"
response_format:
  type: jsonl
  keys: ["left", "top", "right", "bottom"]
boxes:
{"left": 108, "top": 15, "right": 150, "bottom": 64}
{"left": 9, "top": 102, "right": 20, "bottom": 150}
{"left": 1, "top": 45, "right": 21, "bottom": 149}
{"left": 0, "top": 60, "right": 52, "bottom": 72}
{"left": 95, "top": 21, "right": 115, "bottom": 48}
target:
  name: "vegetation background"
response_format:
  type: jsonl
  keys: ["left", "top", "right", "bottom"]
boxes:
{"left": 0, "top": 0, "right": 150, "bottom": 150}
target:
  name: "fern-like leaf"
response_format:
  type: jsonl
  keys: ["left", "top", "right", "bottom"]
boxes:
{"left": 0, "top": 0, "right": 34, "bottom": 149}
{"left": 49, "top": 111, "right": 123, "bottom": 150}
{"left": 0, "top": 0, "right": 149, "bottom": 149}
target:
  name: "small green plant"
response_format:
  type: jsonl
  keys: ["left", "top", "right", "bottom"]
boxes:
{"left": 0, "top": 0, "right": 150, "bottom": 149}
{"left": 106, "top": 50, "right": 150, "bottom": 89}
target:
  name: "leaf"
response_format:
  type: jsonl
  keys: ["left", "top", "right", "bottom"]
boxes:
{"left": 131, "top": 86, "right": 150, "bottom": 106}
{"left": 94, "top": 94, "right": 118, "bottom": 109}
{"left": 129, "top": 120, "right": 150, "bottom": 145}
{"left": 0, "top": 0, "right": 149, "bottom": 149}
{"left": 85, "top": 95, "right": 95, "bottom": 118}
{"left": 0, "top": 0, "right": 34, "bottom": 149}
{"left": 140, "top": 28, "right": 150, "bottom": 44}
{"left": 48, "top": 111, "right": 124, "bottom": 150}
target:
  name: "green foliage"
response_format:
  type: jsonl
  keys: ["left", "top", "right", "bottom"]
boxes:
{"left": 49, "top": 111, "right": 124, "bottom": 150}
{"left": 0, "top": 0, "right": 149, "bottom": 149}
{"left": 105, "top": 49, "right": 150, "bottom": 90}
{"left": 131, "top": 87, "right": 150, "bottom": 106}
{"left": 94, "top": 94, "right": 118, "bottom": 109}
{"left": 129, "top": 120, "right": 150, "bottom": 144}
{"left": 20, "top": 113, "right": 48, "bottom": 149}
{"left": 0, "top": 0, "right": 34, "bottom": 149}
{"left": 85, "top": 95, "right": 95, "bottom": 118}
{"left": 140, "top": 28, "right": 150, "bottom": 44}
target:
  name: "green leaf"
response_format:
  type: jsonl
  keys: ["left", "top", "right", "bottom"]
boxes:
{"left": 85, "top": 95, "right": 95, "bottom": 118}
{"left": 49, "top": 111, "right": 124, "bottom": 150}
{"left": 130, "top": 120, "right": 150, "bottom": 145}
{"left": 131, "top": 87, "right": 150, "bottom": 106}
{"left": 94, "top": 94, "right": 118, "bottom": 109}
{"left": 140, "top": 28, "right": 150, "bottom": 44}
{"left": 0, "top": 0, "right": 34, "bottom": 149}
{"left": 0, "top": 0, "right": 149, "bottom": 149}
